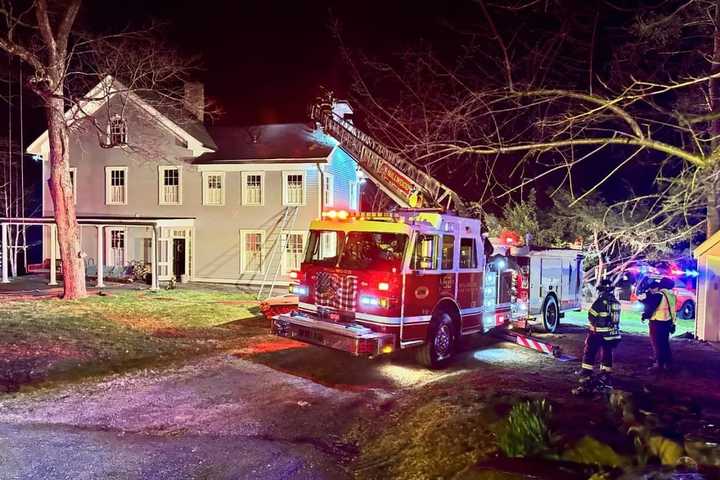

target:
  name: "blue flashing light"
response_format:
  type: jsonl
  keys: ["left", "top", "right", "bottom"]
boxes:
{"left": 497, "top": 260, "right": 506, "bottom": 270}
{"left": 685, "top": 269, "right": 699, "bottom": 278}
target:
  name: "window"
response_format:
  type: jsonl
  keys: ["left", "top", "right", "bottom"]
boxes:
{"left": 69, "top": 167, "right": 77, "bottom": 204}
{"left": 107, "top": 114, "right": 128, "bottom": 146}
{"left": 283, "top": 172, "right": 305, "bottom": 206}
{"left": 305, "top": 230, "right": 344, "bottom": 266}
{"left": 460, "top": 238, "right": 478, "bottom": 269}
{"left": 323, "top": 173, "right": 334, "bottom": 207}
{"left": 283, "top": 232, "right": 306, "bottom": 274}
{"left": 441, "top": 235, "right": 455, "bottom": 270}
{"left": 411, "top": 234, "right": 438, "bottom": 270}
{"left": 105, "top": 167, "right": 128, "bottom": 205}
{"left": 348, "top": 181, "right": 359, "bottom": 211}
{"left": 203, "top": 172, "right": 225, "bottom": 206}
{"left": 242, "top": 172, "right": 264, "bottom": 205}
{"left": 339, "top": 232, "right": 407, "bottom": 271}
{"left": 241, "top": 231, "right": 264, "bottom": 273}
{"left": 159, "top": 166, "right": 182, "bottom": 205}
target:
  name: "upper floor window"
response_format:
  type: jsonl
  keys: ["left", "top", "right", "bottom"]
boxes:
{"left": 203, "top": 172, "right": 225, "bottom": 206}
{"left": 159, "top": 166, "right": 182, "bottom": 205}
{"left": 107, "top": 114, "right": 128, "bottom": 146}
{"left": 323, "top": 173, "right": 334, "bottom": 207}
{"left": 283, "top": 171, "right": 305, "bottom": 206}
{"left": 242, "top": 172, "right": 264, "bottom": 206}
{"left": 348, "top": 181, "right": 359, "bottom": 211}
{"left": 105, "top": 166, "right": 128, "bottom": 205}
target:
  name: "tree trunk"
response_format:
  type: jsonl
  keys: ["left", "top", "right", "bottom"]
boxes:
{"left": 707, "top": 2, "right": 720, "bottom": 237}
{"left": 46, "top": 95, "right": 86, "bottom": 299}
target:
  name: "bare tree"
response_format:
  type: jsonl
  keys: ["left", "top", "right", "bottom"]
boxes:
{"left": 0, "top": 1, "right": 211, "bottom": 298}
{"left": 339, "top": 0, "right": 719, "bottom": 262}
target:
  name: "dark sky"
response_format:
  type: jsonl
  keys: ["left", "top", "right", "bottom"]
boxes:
{"left": 87, "top": 0, "right": 476, "bottom": 126}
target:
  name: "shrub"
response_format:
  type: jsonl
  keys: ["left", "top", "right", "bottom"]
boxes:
{"left": 497, "top": 399, "right": 553, "bottom": 458}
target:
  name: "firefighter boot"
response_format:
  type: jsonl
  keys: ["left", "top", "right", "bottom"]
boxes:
{"left": 572, "top": 374, "right": 595, "bottom": 396}
{"left": 596, "top": 372, "right": 613, "bottom": 390}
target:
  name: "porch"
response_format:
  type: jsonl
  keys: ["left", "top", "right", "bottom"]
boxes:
{"left": 0, "top": 216, "right": 195, "bottom": 291}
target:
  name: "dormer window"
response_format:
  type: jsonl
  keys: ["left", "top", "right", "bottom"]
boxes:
{"left": 107, "top": 114, "right": 128, "bottom": 146}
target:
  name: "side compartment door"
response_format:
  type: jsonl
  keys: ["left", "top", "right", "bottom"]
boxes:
{"left": 541, "top": 257, "right": 562, "bottom": 304}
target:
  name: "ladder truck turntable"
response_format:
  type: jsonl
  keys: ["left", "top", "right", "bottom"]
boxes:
{"left": 270, "top": 98, "right": 583, "bottom": 368}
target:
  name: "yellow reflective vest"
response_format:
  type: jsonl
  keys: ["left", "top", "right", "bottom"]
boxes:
{"left": 651, "top": 289, "right": 677, "bottom": 323}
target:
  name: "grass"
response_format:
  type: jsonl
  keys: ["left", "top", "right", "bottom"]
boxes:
{"left": 563, "top": 310, "right": 695, "bottom": 336}
{"left": 0, "top": 288, "right": 264, "bottom": 392}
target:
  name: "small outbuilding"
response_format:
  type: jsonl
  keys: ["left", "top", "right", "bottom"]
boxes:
{"left": 693, "top": 230, "right": 720, "bottom": 342}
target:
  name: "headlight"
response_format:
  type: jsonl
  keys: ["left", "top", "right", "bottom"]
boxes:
{"left": 291, "top": 285, "right": 308, "bottom": 296}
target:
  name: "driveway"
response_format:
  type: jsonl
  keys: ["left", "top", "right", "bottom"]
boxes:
{"left": 0, "top": 334, "right": 539, "bottom": 480}
{"left": 1, "top": 326, "right": 718, "bottom": 479}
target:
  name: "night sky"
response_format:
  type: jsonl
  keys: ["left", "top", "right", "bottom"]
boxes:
{"left": 85, "top": 0, "right": 476, "bottom": 126}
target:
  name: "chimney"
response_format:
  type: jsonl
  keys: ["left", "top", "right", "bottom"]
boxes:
{"left": 183, "top": 81, "right": 204, "bottom": 122}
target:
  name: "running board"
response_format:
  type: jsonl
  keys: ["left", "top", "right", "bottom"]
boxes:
{"left": 492, "top": 330, "right": 576, "bottom": 362}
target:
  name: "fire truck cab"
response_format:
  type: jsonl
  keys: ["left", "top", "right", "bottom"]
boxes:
{"left": 272, "top": 210, "right": 526, "bottom": 368}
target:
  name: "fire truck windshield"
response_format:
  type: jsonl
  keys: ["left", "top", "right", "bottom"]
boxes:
{"left": 305, "top": 230, "right": 407, "bottom": 271}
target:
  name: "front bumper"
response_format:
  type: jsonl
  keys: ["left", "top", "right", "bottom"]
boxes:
{"left": 272, "top": 312, "right": 396, "bottom": 357}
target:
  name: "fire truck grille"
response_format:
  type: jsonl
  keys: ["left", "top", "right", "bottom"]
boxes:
{"left": 315, "top": 272, "right": 358, "bottom": 311}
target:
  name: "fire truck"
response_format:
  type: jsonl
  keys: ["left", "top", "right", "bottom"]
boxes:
{"left": 271, "top": 97, "right": 583, "bottom": 367}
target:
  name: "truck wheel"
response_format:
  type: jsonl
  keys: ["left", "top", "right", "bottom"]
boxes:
{"left": 540, "top": 296, "right": 560, "bottom": 333}
{"left": 679, "top": 300, "right": 695, "bottom": 320}
{"left": 416, "top": 311, "right": 455, "bottom": 369}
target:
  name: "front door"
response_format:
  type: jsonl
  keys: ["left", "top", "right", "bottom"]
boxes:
{"left": 173, "top": 238, "right": 185, "bottom": 280}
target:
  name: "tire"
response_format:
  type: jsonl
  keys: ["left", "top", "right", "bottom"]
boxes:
{"left": 540, "top": 295, "right": 560, "bottom": 333}
{"left": 416, "top": 311, "right": 455, "bottom": 369}
{"left": 679, "top": 300, "right": 695, "bottom": 320}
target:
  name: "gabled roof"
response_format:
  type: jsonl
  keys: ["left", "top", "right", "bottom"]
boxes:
{"left": 27, "top": 75, "right": 216, "bottom": 157}
{"left": 694, "top": 229, "right": 720, "bottom": 258}
{"left": 192, "top": 123, "right": 337, "bottom": 164}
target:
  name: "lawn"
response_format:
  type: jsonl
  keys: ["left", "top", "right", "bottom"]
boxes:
{"left": 563, "top": 310, "right": 695, "bottom": 336}
{"left": 0, "top": 288, "right": 265, "bottom": 392}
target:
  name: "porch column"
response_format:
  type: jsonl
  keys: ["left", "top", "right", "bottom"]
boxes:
{"left": 1, "top": 223, "right": 8, "bottom": 284}
{"left": 49, "top": 223, "right": 58, "bottom": 286}
{"left": 150, "top": 226, "right": 159, "bottom": 291}
{"left": 96, "top": 225, "right": 105, "bottom": 288}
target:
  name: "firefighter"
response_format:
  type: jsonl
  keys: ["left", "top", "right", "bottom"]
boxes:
{"left": 573, "top": 278, "right": 621, "bottom": 395}
{"left": 641, "top": 278, "right": 677, "bottom": 373}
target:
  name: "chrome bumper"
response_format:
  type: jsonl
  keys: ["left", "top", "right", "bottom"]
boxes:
{"left": 272, "top": 312, "right": 396, "bottom": 357}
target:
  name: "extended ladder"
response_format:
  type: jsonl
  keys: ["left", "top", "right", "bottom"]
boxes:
{"left": 256, "top": 206, "right": 299, "bottom": 299}
{"left": 311, "top": 101, "right": 465, "bottom": 214}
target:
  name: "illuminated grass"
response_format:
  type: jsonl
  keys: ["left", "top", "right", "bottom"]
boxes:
{"left": 0, "top": 289, "right": 263, "bottom": 391}
{"left": 563, "top": 310, "right": 695, "bottom": 336}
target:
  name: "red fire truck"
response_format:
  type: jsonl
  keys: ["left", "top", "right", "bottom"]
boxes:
{"left": 271, "top": 97, "right": 583, "bottom": 367}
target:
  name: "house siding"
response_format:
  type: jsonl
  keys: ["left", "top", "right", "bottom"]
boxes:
{"left": 38, "top": 98, "right": 356, "bottom": 285}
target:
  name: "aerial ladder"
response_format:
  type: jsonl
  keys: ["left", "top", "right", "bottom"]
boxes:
{"left": 310, "top": 94, "right": 466, "bottom": 215}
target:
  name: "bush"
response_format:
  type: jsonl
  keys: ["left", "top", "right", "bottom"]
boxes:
{"left": 497, "top": 399, "right": 553, "bottom": 458}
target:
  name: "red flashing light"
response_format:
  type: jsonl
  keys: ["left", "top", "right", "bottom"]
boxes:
{"left": 378, "top": 282, "right": 390, "bottom": 291}
{"left": 289, "top": 271, "right": 299, "bottom": 280}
